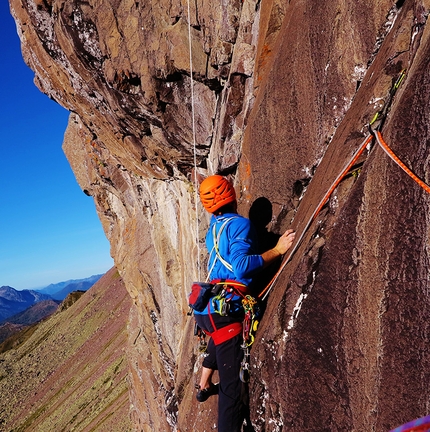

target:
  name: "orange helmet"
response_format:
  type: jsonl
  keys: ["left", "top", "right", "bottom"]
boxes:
{"left": 199, "top": 175, "right": 236, "bottom": 213}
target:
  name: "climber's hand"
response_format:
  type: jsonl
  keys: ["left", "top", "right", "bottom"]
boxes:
{"left": 274, "top": 229, "right": 295, "bottom": 256}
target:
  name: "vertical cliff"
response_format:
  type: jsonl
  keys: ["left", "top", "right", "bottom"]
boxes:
{"left": 9, "top": 0, "right": 430, "bottom": 430}
{"left": 240, "top": 1, "right": 430, "bottom": 430}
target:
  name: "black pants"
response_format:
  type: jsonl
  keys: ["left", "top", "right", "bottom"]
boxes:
{"left": 196, "top": 314, "right": 247, "bottom": 432}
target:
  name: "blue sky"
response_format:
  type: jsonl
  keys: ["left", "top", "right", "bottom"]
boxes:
{"left": 0, "top": 4, "right": 113, "bottom": 290}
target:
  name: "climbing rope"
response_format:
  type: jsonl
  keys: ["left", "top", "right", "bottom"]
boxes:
{"left": 258, "top": 132, "right": 373, "bottom": 301}
{"left": 186, "top": 0, "right": 201, "bottom": 279}
{"left": 374, "top": 130, "right": 430, "bottom": 194}
{"left": 259, "top": 69, "right": 429, "bottom": 302}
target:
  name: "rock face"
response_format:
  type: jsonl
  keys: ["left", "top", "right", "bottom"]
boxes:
{"left": 8, "top": 0, "right": 430, "bottom": 430}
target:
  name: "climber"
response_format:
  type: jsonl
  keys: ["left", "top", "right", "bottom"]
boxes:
{"left": 193, "top": 174, "right": 295, "bottom": 432}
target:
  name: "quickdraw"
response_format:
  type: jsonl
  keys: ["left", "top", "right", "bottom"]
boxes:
{"left": 366, "top": 69, "right": 430, "bottom": 196}
{"left": 239, "top": 295, "right": 259, "bottom": 383}
{"left": 210, "top": 281, "right": 260, "bottom": 382}
{"left": 242, "top": 295, "right": 259, "bottom": 346}
{"left": 369, "top": 69, "right": 406, "bottom": 131}
{"left": 240, "top": 346, "right": 251, "bottom": 383}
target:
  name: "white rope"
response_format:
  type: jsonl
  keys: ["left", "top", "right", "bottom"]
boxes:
{"left": 186, "top": 0, "right": 201, "bottom": 280}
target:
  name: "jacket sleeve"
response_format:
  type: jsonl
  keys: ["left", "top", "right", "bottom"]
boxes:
{"left": 227, "top": 218, "right": 264, "bottom": 279}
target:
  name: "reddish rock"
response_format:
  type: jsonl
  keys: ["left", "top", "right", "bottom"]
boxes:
{"left": 8, "top": 0, "right": 430, "bottom": 430}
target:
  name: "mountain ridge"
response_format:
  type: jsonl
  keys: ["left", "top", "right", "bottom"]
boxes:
{"left": 0, "top": 267, "right": 131, "bottom": 432}
{"left": 0, "top": 275, "right": 104, "bottom": 323}
{"left": 0, "top": 287, "right": 52, "bottom": 322}
{"left": 35, "top": 274, "right": 103, "bottom": 297}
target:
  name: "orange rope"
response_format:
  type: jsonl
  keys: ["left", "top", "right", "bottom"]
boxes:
{"left": 257, "top": 71, "right": 430, "bottom": 302}
{"left": 259, "top": 134, "right": 373, "bottom": 300}
{"left": 311, "top": 134, "right": 373, "bottom": 217}
{"left": 259, "top": 131, "right": 430, "bottom": 301}
{"left": 375, "top": 131, "right": 430, "bottom": 194}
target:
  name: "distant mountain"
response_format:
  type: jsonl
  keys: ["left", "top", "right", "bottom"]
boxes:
{"left": 5, "top": 299, "right": 61, "bottom": 325}
{"left": 50, "top": 281, "right": 97, "bottom": 300}
{"left": 36, "top": 274, "right": 103, "bottom": 300}
{"left": 0, "top": 287, "right": 53, "bottom": 323}
{"left": 0, "top": 299, "right": 60, "bottom": 345}
{"left": 0, "top": 286, "right": 51, "bottom": 303}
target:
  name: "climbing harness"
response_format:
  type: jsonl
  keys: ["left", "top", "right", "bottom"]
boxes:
{"left": 192, "top": 214, "right": 260, "bottom": 381}
{"left": 211, "top": 279, "right": 247, "bottom": 316}
{"left": 208, "top": 279, "right": 259, "bottom": 353}
{"left": 259, "top": 69, "right": 430, "bottom": 302}
{"left": 207, "top": 217, "right": 238, "bottom": 278}
{"left": 206, "top": 307, "right": 243, "bottom": 345}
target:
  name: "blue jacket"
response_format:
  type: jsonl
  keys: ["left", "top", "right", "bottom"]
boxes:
{"left": 194, "top": 213, "right": 263, "bottom": 316}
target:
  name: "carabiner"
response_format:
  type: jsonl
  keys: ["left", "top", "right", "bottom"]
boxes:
{"left": 240, "top": 366, "right": 250, "bottom": 383}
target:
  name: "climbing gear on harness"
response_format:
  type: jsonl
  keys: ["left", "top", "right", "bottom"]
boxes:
{"left": 258, "top": 69, "right": 410, "bottom": 302}
{"left": 242, "top": 295, "right": 259, "bottom": 347}
{"left": 240, "top": 346, "right": 251, "bottom": 383}
{"left": 239, "top": 295, "right": 259, "bottom": 382}
{"left": 211, "top": 279, "right": 248, "bottom": 316}
{"left": 209, "top": 280, "right": 259, "bottom": 343}
{"left": 200, "top": 175, "right": 237, "bottom": 213}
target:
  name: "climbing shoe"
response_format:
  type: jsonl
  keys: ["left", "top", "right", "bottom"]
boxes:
{"left": 196, "top": 383, "right": 219, "bottom": 402}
